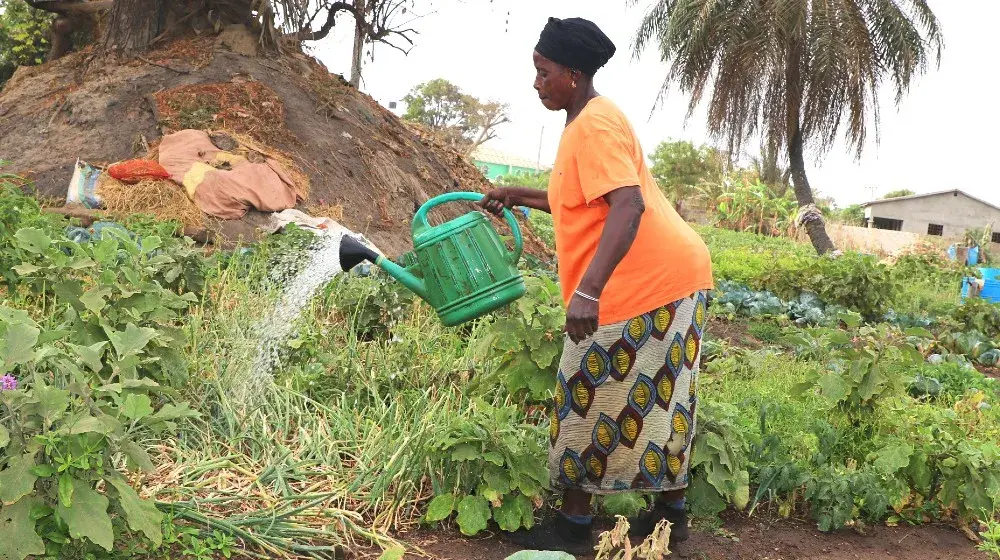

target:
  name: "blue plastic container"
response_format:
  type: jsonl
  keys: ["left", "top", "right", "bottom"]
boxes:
{"left": 980, "top": 268, "right": 1000, "bottom": 281}
{"left": 981, "top": 279, "right": 1000, "bottom": 303}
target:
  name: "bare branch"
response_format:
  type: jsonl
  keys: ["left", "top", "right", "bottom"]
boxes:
{"left": 24, "top": 1, "right": 113, "bottom": 14}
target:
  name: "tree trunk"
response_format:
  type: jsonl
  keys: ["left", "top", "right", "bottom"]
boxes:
{"left": 349, "top": 0, "right": 367, "bottom": 88}
{"left": 785, "top": 41, "right": 834, "bottom": 255}
{"left": 788, "top": 125, "right": 835, "bottom": 254}
{"left": 102, "top": 0, "right": 165, "bottom": 53}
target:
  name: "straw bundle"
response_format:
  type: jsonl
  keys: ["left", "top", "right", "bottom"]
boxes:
{"left": 96, "top": 175, "right": 205, "bottom": 229}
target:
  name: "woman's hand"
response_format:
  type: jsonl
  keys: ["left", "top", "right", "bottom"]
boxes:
{"left": 565, "top": 294, "right": 599, "bottom": 344}
{"left": 479, "top": 188, "right": 516, "bottom": 216}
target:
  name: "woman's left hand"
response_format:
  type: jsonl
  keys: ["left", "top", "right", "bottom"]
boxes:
{"left": 565, "top": 294, "right": 599, "bottom": 344}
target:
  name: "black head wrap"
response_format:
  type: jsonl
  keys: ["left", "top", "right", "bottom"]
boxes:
{"left": 535, "top": 17, "right": 616, "bottom": 76}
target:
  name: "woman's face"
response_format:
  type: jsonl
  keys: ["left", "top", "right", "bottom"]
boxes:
{"left": 533, "top": 51, "right": 576, "bottom": 111}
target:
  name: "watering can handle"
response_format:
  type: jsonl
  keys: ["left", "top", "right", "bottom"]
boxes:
{"left": 413, "top": 192, "right": 524, "bottom": 265}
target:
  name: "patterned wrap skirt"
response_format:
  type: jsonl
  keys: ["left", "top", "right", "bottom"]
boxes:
{"left": 549, "top": 291, "right": 708, "bottom": 495}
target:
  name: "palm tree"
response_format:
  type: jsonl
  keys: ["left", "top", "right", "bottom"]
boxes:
{"left": 632, "top": 0, "right": 942, "bottom": 254}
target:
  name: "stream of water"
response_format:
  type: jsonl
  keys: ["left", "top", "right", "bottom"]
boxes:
{"left": 237, "top": 226, "right": 378, "bottom": 401}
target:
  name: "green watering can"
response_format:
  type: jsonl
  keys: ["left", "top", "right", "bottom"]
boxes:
{"left": 339, "top": 192, "right": 526, "bottom": 326}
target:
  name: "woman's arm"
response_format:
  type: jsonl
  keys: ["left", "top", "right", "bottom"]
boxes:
{"left": 564, "top": 186, "right": 645, "bottom": 343}
{"left": 480, "top": 187, "right": 552, "bottom": 214}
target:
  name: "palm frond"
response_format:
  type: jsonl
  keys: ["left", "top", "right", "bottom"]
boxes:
{"left": 631, "top": 0, "right": 944, "bottom": 159}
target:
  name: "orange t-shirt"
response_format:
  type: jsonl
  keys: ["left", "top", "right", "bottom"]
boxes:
{"left": 547, "top": 96, "right": 713, "bottom": 325}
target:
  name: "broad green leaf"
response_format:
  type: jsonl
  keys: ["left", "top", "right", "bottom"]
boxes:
{"left": 874, "top": 442, "right": 914, "bottom": 475}
{"left": 122, "top": 394, "right": 154, "bottom": 421}
{"left": 29, "top": 385, "right": 70, "bottom": 427}
{"left": 3, "top": 321, "right": 39, "bottom": 371}
{"left": 601, "top": 492, "right": 647, "bottom": 517}
{"left": 67, "top": 414, "right": 121, "bottom": 435}
{"left": 144, "top": 402, "right": 199, "bottom": 430}
{"left": 123, "top": 378, "right": 163, "bottom": 391}
{"left": 483, "top": 451, "right": 505, "bottom": 466}
{"left": 0, "top": 425, "right": 9, "bottom": 449}
{"left": 530, "top": 342, "right": 561, "bottom": 370}
{"left": 455, "top": 495, "right": 491, "bottom": 536}
{"left": 908, "top": 450, "right": 933, "bottom": 493}
{"left": 377, "top": 546, "right": 405, "bottom": 560}
{"left": 79, "top": 287, "right": 112, "bottom": 314}
{"left": 123, "top": 441, "right": 156, "bottom": 473}
{"left": 57, "top": 478, "right": 113, "bottom": 551}
{"left": 0, "top": 452, "right": 38, "bottom": 504}
{"left": 31, "top": 465, "right": 56, "bottom": 477}
{"left": 817, "top": 372, "right": 849, "bottom": 403}
{"left": 838, "top": 311, "right": 862, "bottom": 328}
{"left": 450, "top": 443, "right": 480, "bottom": 462}
{"left": 12, "top": 263, "right": 41, "bottom": 275}
{"left": 109, "top": 477, "right": 163, "bottom": 546}
{"left": 733, "top": 469, "right": 751, "bottom": 511}
{"left": 904, "top": 327, "right": 933, "bottom": 339}
{"left": 105, "top": 323, "right": 158, "bottom": 357}
{"left": 37, "top": 328, "right": 69, "bottom": 344}
{"left": 504, "top": 552, "right": 576, "bottom": 560}
{"left": 0, "top": 497, "right": 45, "bottom": 560}
{"left": 58, "top": 472, "right": 74, "bottom": 507}
{"left": 688, "top": 475, "right": 727, "bottom": 517}
{"left": 483, "top": 464, "right": 512, "bottom": 495}
{"left": 493, "top": 494, "right": 533, "bottom": 532}
{"left": 141, "top": 236, "right": 163, "bottom": 254}
{"left": 14, "top": 227, "right": 51, "bottom": 254}
{"left": 68, "top": 342, "right": 108, "bottom": 373}
{"left": 424, "top": 494, "right": 456, "bottom": 522}
{"left": 53, "top": 279, "right": 83, "bottom": 308}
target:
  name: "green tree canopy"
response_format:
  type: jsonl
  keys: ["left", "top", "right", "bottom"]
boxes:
{"left": 403, "top": 78, "right": 510, "bottom": 155}
{"left": 633, "top": 0, "right": 943, "bottom": 254}
{"left": 0, "top": 0, "right": 52, "bottom": 88}
{"left": 648, "top": 139, "right": 726, "bottom": 205}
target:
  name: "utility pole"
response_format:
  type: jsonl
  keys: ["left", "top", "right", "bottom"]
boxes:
{"left": 535, "top": 126, "right": 544, "bottom": 173}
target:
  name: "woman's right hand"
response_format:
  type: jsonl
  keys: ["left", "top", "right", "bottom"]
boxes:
{"left": 479, "top": 188, "right": 515, "bottom": 216}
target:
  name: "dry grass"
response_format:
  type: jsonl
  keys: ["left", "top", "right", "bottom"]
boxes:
{"left": 96, "top": 175, "right": 205, "bottom": 230}
{"left": 154, "top": 81, "right": 289, "bottom": 146}
{"left": 304, "top": 202, "right": 345, "bottom": 221}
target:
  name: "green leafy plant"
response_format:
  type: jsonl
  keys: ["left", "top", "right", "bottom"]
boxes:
{"left": 952, "top": 299, "right": 1000, "bottom": 339}
{"left": 10, "top": 227, "right": 201, "bottom": 387}
{"left": 0, "top": 312, "right": 198, "bottom": 558}
{"left": 979, "top": 514, "right": 1000, "bottom": 558}
{"left": 763, "top": 253, "right": 902, "bottom": 319}
{"left": 423, "top": 400, "right": 547, "bottom": 535}
{"left": 688, "top": 402, "right": 751, "bottom": 517}
{"left": 476, "top": 274, "right": 565, "bottom": 401}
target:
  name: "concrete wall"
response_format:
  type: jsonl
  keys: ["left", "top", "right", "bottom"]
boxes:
{"left": 815, "top": 224, "right": 928, "bottom": 256}
{"left": 864, "top": 192, "right": 1000, "bottom": 238}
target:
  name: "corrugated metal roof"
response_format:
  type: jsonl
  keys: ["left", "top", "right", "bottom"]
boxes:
{"left": 862, "top": 189, "right": 1000, "bottom": 213}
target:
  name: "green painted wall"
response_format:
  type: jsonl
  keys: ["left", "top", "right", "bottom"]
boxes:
{"left": 472, "top": 160, "right": 539, "bottom": 181}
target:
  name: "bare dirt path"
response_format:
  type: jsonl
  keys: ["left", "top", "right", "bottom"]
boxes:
{"left": 398, "top": 516, "right": 989, "bottom": 560}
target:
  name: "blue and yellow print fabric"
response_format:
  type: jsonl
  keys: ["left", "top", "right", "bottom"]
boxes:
{"left": 549, "top": 291, "right": 707, "bottom": 494}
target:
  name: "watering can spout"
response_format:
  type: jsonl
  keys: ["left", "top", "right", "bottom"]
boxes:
{"left": 338, "top": 235, "right": 429, "bottom": 301}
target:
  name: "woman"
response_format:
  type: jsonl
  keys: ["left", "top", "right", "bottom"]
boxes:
{"left": 480, "top": 17, "right": 713, "bottom": 554}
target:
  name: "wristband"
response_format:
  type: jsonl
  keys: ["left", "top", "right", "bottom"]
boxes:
{"left": 574, "top": 290, "right": 599, "bottom": 303}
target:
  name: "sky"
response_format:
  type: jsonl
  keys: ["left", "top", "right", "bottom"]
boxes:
{"left": 311, "top": 0, "right": 999, "bottom": 207}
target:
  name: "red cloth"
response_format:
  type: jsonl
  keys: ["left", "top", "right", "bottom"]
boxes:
{"left": 107, "top": 160, "right": 171, "bottom": 184}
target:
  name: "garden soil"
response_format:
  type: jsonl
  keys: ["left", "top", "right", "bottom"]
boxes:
{"left": 0, "top": 31, "right": 551, "bottom": 258}
{"left": 397, "top": 515, "right": 989, "bottom": 560}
